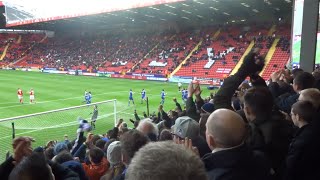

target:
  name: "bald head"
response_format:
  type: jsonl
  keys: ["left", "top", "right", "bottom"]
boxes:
{"left": 206, "top": 109, "right": 247, "bottom": 148}
{"left": 299, "top": 88, "right": 320, "bottom": 109}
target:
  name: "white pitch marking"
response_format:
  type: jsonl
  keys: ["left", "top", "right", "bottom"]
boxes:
{"left": 0, "top": 108, "right": 128, "bottom": 140}
{"left": 0, "top": 91, "right": 127, "bottom": 109}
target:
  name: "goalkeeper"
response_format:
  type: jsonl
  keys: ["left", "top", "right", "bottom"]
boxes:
{"left": 89, "top": 105, "right": 98, "bottom": 129}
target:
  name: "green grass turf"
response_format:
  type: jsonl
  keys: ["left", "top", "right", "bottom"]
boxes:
{"left": 316, "top": 40, "right": 320, "bottom": 64}
{"left": 292, "top": 39, "right": 320, "bottom": 64}
{"left": 0, "top": 70, "right": 214, "bottom": 161}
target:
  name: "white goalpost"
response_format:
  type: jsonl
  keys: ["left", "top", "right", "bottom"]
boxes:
{"left": 0, "top": 99, "right": 117, "bottom": 162}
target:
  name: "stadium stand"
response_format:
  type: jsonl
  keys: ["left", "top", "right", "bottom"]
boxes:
{"left": 175, "top": 25, "right": 250, "bottom": 79}
{"left": 133, "top": 32, "right": 200, "bottom": 75}
{"left": 0, "top": 24, "right": 292, "bottom": 81}
{"left": 261, "top": 24, "right": 291, "bottom": 79}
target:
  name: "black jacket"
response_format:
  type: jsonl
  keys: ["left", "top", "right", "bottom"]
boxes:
{"left": 192, "top": 136, "right": 211, "bottom": 158}
{"left": 284, "top": 122, "right": 320, "bottom": 180}
{"left": 214, "top": 71, "right": 294, "bottom": 178}
{"left": 202, "top": 144, "right": 272, "bottom": 180}
{"left": 246, "top": 111, "right": 293, "bottom": 179}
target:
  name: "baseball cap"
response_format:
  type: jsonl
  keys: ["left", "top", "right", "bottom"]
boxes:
{"left": 172, "top": 116, "right": 200, "bottom": 139}
{"left": 107, "top": 141, "right": 121, "bottom": 166}
{"left": 201, "top": 103, "right": 215, "bottom": 114}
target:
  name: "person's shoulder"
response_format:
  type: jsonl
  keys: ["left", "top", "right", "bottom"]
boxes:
{"left": 113, "top": 173, "right": 125, "bottom": 180}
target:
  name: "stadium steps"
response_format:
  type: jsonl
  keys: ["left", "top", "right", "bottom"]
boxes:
{"left": 12, "top": 55, "right": 28, "bottom": 66}
{"left": 170, "top": 40, "right": 202, "bottom": 77}
{"left": 213, "top": 28, "right": 221, "bottom": 40}
{"left": 259, "top": 38, "right": 280, "bottom": 76}
{"left": 0, "top": 43, "right": 10, "bottom": 60}
{"left": 40, "top": 35, "right": 48, "bottom": 43}
{"left": 11, "top": 35, "right": 47, "bottom": 65}
{"left": 268, "top": 25, "right": 277, "bottom": 36}
{"left": 17, "top": 35, "right": 22, "bottom": 44}
{"left": 130, "top": 34, "right": 175, "bottom": 72}
{"left": 230, "top": 40, "right": 255, "bottom": 75}
{"left": 130, "top": 41, "right": 162, "bottom": 72}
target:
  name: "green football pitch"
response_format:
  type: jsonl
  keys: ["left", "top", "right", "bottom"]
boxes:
{"left": 292, "top": 39, "right": 320, "bottom": 64}
{"left": 0, "top": 70, "right": 213, "bottom": 161}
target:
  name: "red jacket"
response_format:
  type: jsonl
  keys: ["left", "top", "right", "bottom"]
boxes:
{"left": 82, "top": 157, "right": 109, "bottom": 180}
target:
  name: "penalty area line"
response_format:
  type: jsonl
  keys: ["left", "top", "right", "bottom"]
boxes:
{"left": 0, "top": 91, "right": 127, "bottom": 110}
{"left": 0, "top": 108, "right": 128, "bottom": 140}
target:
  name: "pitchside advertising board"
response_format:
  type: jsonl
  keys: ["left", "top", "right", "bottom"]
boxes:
{"left": 170, "top": 76, "right": 221, "bottom": 85}
{"left": 40, "top": 68, "right": 222, "bottom": 85}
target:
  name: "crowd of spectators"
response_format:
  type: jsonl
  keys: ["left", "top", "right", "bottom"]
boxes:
{"left": 1, "top": 33, "right": 45, "bottom": 64}
{"left": 38, "top": 34, "right": 156, "bottom": 71}
{"left": 182, "top": 26, "right": 251, "bottom": 69}
{"left": 1, "top": 48, "right": 320, "bottom": 180}
{"left": 0, "top": 25, "right": 293, "bottom": 78}
{"left": 132, "top": 32, "right": 200, "bottom": 74}
{"left": 4, "top": 33, "right": 160, "bottom": 72}
{"left": 253, "top": 36, "right": 275, "bottom": 49}
{"left": 277, "top": 37, "right": 290, "bottom": 52}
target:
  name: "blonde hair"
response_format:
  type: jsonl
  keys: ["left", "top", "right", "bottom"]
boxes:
{"left": 300, "top": 88, "right": 320, "bottom": 109}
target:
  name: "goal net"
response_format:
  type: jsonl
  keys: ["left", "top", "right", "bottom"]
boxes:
{"left": 0, "top": 99, "right": 133, "bottom": 162}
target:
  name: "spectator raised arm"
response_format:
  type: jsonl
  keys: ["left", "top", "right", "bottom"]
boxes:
{"left": 214, "top": 48, "right": 265, "bottom": 110}
{"left": 186, "top": 82, "right": 201, "bottom": 121}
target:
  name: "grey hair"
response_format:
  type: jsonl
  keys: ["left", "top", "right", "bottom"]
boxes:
{"left": 125, "top": 141, "right": 208, "bottom": 180}
{"left": 136, "top": 118, "right": 159, "bottom": 136}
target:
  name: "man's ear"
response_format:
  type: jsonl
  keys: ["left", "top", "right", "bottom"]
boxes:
{"left": 244, "top": 105, "right": 255, "bottom": 122}
{"left": 244, "top": 105, "right": 251, "bottom": 116}
{"left": 244, "top": 105, "right": 250, "bottom": 115}
{"left": 293, "top": 83, "right": 300, "bottom": 92}
{"left": 206, "top": 133, "right": 216, "bottom": 150}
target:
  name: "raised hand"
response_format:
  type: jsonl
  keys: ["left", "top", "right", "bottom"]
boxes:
{"left": 85, "top": 133, "right": 94, "bottom": 144}
{"left": 194, "top": 83, "right": 202, "bottom": 97}
{"left": 270, "top": 70, "right": 282, "bottom": 82}
{"left": 174, "top": 137, "right": 200, "bottom": 157}
{"left": 187, "top": 82, "right": 195, "bottom": 98}
{"left": 117, "top": 119, "right": 124, "bottom": 128}
{"left": 238, "top": 48, "right": 265, "bottom": 77}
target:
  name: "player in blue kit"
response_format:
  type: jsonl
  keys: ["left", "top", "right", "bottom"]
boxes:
{"left": 141, "top": 89, "right": 146, "bottom": 104}
{"left": 183, "top": 89, "right": 188, "bottom": 103}
{"left": 181, "top": 88, "right": 186, "bottom": 104}
{"left": 160, "top": 89, "right": 166, "bottom": 105}
{"left": 128, "top": 89, "right": 135, "bottom": 106}
{"left": 85, "top": 92, "right": 92, "bottom": 104}
{"left": 82, "top": 90, "right": 88, "bottom": 103}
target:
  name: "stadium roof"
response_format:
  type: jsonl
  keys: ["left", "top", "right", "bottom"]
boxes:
{"left": 6, "top": 0, "right": 292, "bottom": 32}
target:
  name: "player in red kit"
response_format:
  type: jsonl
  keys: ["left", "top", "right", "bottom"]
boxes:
{"left": 17, "top": 88, "right": 23, "bottom": 104}
{"left": 29, "top": 88, "right": 35, "bottom": 104}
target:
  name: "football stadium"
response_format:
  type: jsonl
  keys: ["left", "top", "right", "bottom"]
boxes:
{"left": 0, "top": 0, "right": 319, "bottom": 180}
